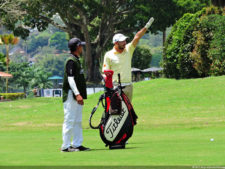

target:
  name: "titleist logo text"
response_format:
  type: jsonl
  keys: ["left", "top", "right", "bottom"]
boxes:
{"left": 105, "top": 108, "right": 126, "bottom": 138}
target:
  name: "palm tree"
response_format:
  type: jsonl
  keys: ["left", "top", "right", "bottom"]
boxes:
{"left": 0, "top": 34, "right": 19, "bottom": 93}
{"left": 31, "top": 67, "right": 53, "bottom": 89}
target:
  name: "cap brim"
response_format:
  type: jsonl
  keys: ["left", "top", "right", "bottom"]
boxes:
{"left": 118, "top": 36, "right": 128, "bottom": 42}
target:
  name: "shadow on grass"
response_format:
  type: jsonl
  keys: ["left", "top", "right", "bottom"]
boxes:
{"left": 91, "top": 146, "right": 138, "bottom": 151}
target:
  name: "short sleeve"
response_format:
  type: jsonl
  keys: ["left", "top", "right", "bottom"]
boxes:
{"left": 102, "top": 53, "right": 111, "bottom": 72}
{"left": 126, "top": 43, "right": 135, "bottom": 58}
{"left": 66, "top": 60, "right": 77, "bottom": 77}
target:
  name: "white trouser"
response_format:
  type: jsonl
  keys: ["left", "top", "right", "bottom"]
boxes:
{"left": 61, "top": 90, "right": 83, "bottom": 150}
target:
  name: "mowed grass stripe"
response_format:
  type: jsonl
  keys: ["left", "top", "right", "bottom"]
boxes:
{"left": 0, "top": 76, "right": 224, "bottom": 165}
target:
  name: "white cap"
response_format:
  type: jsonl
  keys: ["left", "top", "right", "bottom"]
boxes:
{"left": 112, "top": 33, "right": 128, "bottom": 44}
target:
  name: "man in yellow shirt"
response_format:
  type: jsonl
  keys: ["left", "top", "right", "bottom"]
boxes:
{"left": 102, "top": 17, "right": 154, "bottom": 102}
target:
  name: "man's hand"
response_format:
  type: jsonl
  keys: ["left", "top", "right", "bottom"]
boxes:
{"left": 145, "top": 17, "right": 154, "bottom": 29}
{"left": 132, "top": 17, "right": 154, "bottom": 47}
{"left": 76, "top": 94, "right": 84, "bottom": 105}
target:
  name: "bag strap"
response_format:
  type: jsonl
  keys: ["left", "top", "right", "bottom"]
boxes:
{"left": 89, "top": 94, "right": 105, "bottom": 129}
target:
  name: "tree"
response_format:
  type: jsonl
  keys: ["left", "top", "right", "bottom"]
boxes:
{"left": 0, "top": 0, "right": 29, "bottom": 39}
{"left": 0, "top": 0, "right": 25, "bottom": 24}
{"left": 33, "top": 46, "right": 67, "bottom": 77}
{"left": 2, "top": 0, "right": 210, "bottom": 82}
{"left": 132, "top": 45, "right": 152, "bottom": 69}
{"left": 150, "top": 47, "right": 163, "bottom": 67}
{"left": 0, "top": 52, "right": 5, "bottom": 70}
{"left": 27, "top": 32, "right": 50, "bottom": 54}
{"left": 211, "top": 0, "right": 225, "bottom": 7}
{"left": 136, "top": 0, "right": 210, "bottom": 46}
{"left": 31, "top": 66, "right": 52, "bottom": 89}
{"left": 9, "top": 62, "right": 33, "bottom": 93}
{"left": 9, "top": 63, "right": 52, "bottom": 93}
{"left": 0, "top": 52, "right": 5, "bottom": 92}
{"left": 1, "top": 0, "right": 149, "bottom": 82}
{"left": 163, "top": 6, "right": 225, "bottom": 78}
{"left": 0, "top": 34, "right": 19, "bottom": 93}
{"left": 49, "top": 32, "right": 68, "bottom": 51}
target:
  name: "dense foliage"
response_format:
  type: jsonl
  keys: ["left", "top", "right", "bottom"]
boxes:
{"left": 8, "top": 62, "right": 52, "bottom": 93}
{"left": 27, "top": 32, "right": 50, "bottom": 54}
{"left": 0, "top": 53, "right": 5, "bottom": 93}
{"left": 163, "top": 6, "right": 225, "bottom": 78}
{"left": 0, "top": 0, "right": 210, "bottom": 82}
{"left": 9, "top": 62, "right": 34, "bottom": 93}
{"left": 139, "top": 28, "right": 172, "bottom": 67}
{"left": 49, "top": 32, "right": 68, "bottom": 51}
{"left": 34, "top": 47, "right": 68, "bottom": 77}
{"left": 132, "top": 45, "right": 152, "bottom": 69}
{"left": 192, "top": 13, "right": 225, "bottom": 76}
{"left": 0, "top": 92, "right": 25, "bottom": 100}
{"left": 0, "top": 52, "right": 5, "bottom": 70}
{"left": 30, "top": 66, "right": 53, "bottom": 89}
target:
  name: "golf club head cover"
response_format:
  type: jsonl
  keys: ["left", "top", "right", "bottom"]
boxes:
{"left": 104, "top": 69, "right": 114, "bottom": 89}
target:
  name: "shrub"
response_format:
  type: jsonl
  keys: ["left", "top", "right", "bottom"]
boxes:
{"left": 191, "top": 12, "right": 225, "bottom": 76}
{"left": 0, "top": 93, "right": 25, "bottom": 101}
{"left": 163, "top": 12, "right": 202, "bottom": 78}
{"left": 163, "top": 6, "right": 225, "bottom": 78}
{"left": 206, "top": 15, "right": 225, "bottom": 76}
{"left": 132, "top": 45, "right": 152, "bottom": 69}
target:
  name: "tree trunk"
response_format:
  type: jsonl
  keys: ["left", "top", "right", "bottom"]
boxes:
{"left": 90, "top": 47, "right": 102, "bottom": 83}
{"left": 82, "top": 29, "right": 92, "bottom": 82}
{"left": 162, "top": 29, "right": 167, "bottom": 57}
{"left": 163, "top": 30, "right": 166, "bottom": 47}
{"left": 211, "top": 0, "right": 225, "bottom": 7}
{"left": 81, "top": 25, "right": 102, "bottom": 83}
{"left": 5, "top": 45, "right": 9, "bottom": 93}
{"left": 23, "top": 86, "right": 26, "bottom": 95}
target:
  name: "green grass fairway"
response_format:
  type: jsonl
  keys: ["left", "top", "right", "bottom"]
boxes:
{"left": 0, "top": 76, "right": 225, "bottom": 166}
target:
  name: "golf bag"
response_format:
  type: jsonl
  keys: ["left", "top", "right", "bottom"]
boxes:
{"left": 89, "top": 70, "right": 138, "bottom": 149}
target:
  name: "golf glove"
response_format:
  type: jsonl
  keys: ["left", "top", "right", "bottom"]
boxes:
{"left": 145, "top": 17, "right": 154, "bottom": 29}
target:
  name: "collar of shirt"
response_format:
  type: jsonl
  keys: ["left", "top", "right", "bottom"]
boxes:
{"left": 113, "top": 46, "right": 127, "bottom": 54}
{"left": 71, "top": 53, "right": 79, "bottom": 60}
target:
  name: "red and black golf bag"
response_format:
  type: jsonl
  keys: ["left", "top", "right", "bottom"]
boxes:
{"left": 89, "top": 70, "right": 138, "bottom": 149}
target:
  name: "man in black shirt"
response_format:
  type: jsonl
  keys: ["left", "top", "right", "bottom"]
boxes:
{"left": 61, "top": 37, "right": 90, "bottom": 152}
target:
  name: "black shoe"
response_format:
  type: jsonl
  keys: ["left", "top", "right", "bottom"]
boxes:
{"left": 76, "top": 145, "right": 90, "bottom": 151}
{"left": 61, "top": 146, "right": 79, "bottom": 152}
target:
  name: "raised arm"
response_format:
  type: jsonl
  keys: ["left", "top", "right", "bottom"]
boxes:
{"left": 132, "top": 17, "right": 154, "bottom": 48}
